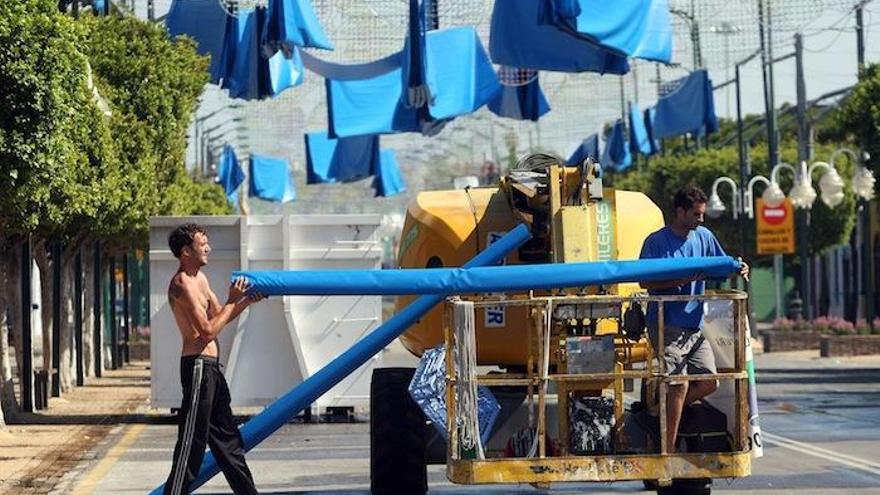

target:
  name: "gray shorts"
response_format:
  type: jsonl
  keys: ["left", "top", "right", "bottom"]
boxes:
{"left": 648, "top": 324, "right": 717, "bottom": 378}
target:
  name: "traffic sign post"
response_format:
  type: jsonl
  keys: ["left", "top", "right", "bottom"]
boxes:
{"left": 756, "top": 198, "right": 795, "bottom": 255}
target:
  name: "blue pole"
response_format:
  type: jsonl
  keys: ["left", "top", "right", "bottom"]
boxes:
{"left": 234, "top": 256, "right": 742, "bottom": 296}
{"left": 151, "top": 224, "right": 532, "bottom": 494}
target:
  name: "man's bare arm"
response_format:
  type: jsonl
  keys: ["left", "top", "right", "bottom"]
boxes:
{"left": 173, "top": 277, "right": 250, "bottom": 342}
{"left": 208, "top": 283, "right": 256, "bottom": 323}
{"left": 206, "top": 281, "right": 222, "bottom": 319}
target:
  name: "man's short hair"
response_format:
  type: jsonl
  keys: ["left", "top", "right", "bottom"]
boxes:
{"left": 673, "top": 186, "right": 709, "bottom": 212}
{"left": 168, "top": 223, "right": 206, "bottom": 258}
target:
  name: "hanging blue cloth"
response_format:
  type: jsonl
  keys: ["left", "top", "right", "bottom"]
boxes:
{"left": 249, "top": 154, "right": 296, "bottom": 202}
{"left": 267, "top": 48, "right": 305, "bottom": 95}
{"left": 403, "top": 0, "right": 431, "bottom": 111}
{"left": 423, "top": 27, "right": 501, "bottom": 120}
{"left": 217, "top": 145, "right": 245, "bottom": 202}
{"left": 301, "top": 49, "right": 402, "bottom": 80}
{"left": 262, "top": 0, "right": 333, "bottom": 55}
{"left": 165, "top": 0, "right": 229, "bottom": 80}
{"left": 601, "top": 120, "right": 632, "bottom": 172}
{"left": 488, "top": 76, "right": 551, "bottom": 122}
{"left": 568, "top": 134, "right": 600, "bottom": 165}
{"left": 628, "top": 102, "right": 653, "bottom": 156}
{"left": 318, "top": 27, "right": 498, "bottom": 138}
{"left": 544, "top": 0, "right": 673, "bottom": 63}
{"left": 372, "top": 150, "right": 407, "bottom": 197}
{"left": 220, "top": 9, "right": 261, "bottom": 99}
{"left": 543, "top": 0, "right": 581, "bottom": 19}
{"left": 644, "top": 107, "right": 662, "bottom": 154}
{"left": 324, "top": 65, "right": 421, "bottom": 138}
{"left": 215, "top": 8, "right": 305, "bottom": 100}
{"left": 92, "top": 0, "right": 107, "bottom": 15}
{"left": 489, "top": 0, "right": 629, "bottom": 74}
{"left": 652, "top": 70, "right": 719, "bottom": 139}
{"left": 304, "top": 132, "right": 381, "bottom": 184}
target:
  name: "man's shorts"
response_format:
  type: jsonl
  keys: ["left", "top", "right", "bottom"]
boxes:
{"left": 648, "top": 324, "right": 717, "bottom": 380}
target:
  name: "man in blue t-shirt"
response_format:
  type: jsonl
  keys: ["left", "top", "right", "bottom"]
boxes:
{"left": 639, "top": 186, "right": 749, "bottom": 451}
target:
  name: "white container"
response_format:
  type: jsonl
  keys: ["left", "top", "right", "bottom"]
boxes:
{"left": 149, "top": 214, "right": 408, "bottom": 412}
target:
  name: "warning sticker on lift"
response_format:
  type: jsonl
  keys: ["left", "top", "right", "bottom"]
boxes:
{"left": 484, "top": 231, "right": 506, "bottom": 328}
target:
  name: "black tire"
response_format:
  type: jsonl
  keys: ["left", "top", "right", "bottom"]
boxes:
{"left": 657, "top": 478, "right": 712, "bottom": 495}
{"left": 370, "top": 368, "right": 428, "bottom": 495}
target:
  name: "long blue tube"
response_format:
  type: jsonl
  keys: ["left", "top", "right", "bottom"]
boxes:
{"left": 150, "top": 224, "right": 532, "bottom": 494}
{"left": 234, "top": 256, "right": 742, "bottom": 296}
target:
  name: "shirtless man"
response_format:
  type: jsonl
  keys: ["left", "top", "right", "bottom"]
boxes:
{"left": 163, "top": 223, "right": 265, "bottom": 495}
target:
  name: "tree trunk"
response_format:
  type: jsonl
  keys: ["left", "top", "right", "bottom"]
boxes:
{"left": 82, "top": 244, "right": 96, "bottom": 378}
{"left": 3, "top": 242, "right": 24, "bottom": 421}
{"left": 0, "top": 242, "right": 18, "bottom": 427}
{"left": 5, "top": 245, "right": 24, "bottom": 384}
{"left": 57, "top": 236, "right": 91, "bottom": 387}
{"left": 33, "top": 239, "right": 52, "bottom": 373}
{"left": 59, "top": 254, "right": 75, "bottom": 393}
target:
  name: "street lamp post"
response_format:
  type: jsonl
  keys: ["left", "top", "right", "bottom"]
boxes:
{"left": 831, "top": 148, "right": 876, "bottom": 328}
{"left": 786, "top": 160, "right": 848, "bottom": 320}
{"left": 711, "top": 158, "right": 861, "bottom": 321}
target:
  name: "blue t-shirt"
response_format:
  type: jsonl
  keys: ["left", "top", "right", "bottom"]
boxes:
{"left": 639, "top": 226, "right": 727, "bottom": 329}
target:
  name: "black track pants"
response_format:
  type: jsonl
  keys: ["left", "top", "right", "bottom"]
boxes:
{"left": 164, "top": 355, "right": 258, "bottom": 495}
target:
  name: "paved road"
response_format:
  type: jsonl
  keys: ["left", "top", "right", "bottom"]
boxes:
{"left": 85, "top": 352, "right": 880, "bottom": 494}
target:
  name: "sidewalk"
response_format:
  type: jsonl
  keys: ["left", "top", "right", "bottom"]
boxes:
{"left": 0, "top": 361, "right": 154, "bottom": 495}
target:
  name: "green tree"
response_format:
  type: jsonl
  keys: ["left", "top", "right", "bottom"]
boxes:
{"left": 834, "top": 63, "right": 880, "bottom": 178}
{"left": 0, "top": 0, "right": 117, "bottom": 239}
{"left": 81, "top": 15, "right": 229, "bottom": 245}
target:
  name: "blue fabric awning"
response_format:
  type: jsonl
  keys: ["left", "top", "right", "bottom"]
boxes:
{"left": 304, "top": 132, "right": 380, "bottom": 184}
{"left": 545, "top": 0, "right": 673, "bottom": 63}
{"left": 488, "top": 76, "right": 551, "bottom": 122}
{"left": 601, "top": 120, "right": 632, "bottom": 172}
{"left": 262, "top": 0, "right": 333, "bottom": 54}
{"left": 568, "top": 133, "right": 600, "bottom": 165}
{"left": 165, "top": 0, "right": 229, "bottom": 79}
{"left": 651, "top": 70, "right": 719, "bottom": 139}
{"left": 489, "top": 0, "right": 629, "bottom": 74}
{"left": 249, "top": 154, "right": 296, "bottom": 202}
{"left": 234, "top": 256, "right": 741, "bottom": 296}
{"left": 628, "top": 101, "right": 653, "bottom": 156}
{"left": 372, "top": 150, "right": 407, "bottom": 197}
{"left": 217, "top": 145, "right": 245, "bottom": 202}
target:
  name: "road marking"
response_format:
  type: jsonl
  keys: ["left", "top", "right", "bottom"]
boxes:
{"left": 763, "top": 431, "right": 880, "bottom": 477}
{"left": 70, "top": 423, "right": 147, "bottom": 495}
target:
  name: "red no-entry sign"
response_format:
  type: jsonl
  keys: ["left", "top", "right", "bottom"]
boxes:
{"left": 756, "top": 198, "right": 795, "bottom": 254}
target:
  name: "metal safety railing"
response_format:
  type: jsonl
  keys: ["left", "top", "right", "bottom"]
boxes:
{"left": 441, "top": 290, "right": 751, "bottom": 485}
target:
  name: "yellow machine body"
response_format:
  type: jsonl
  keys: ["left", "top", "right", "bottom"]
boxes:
{"left": 395, "top": 165, "right": 665, "bottom": 366}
